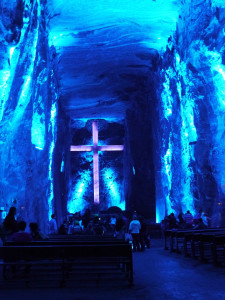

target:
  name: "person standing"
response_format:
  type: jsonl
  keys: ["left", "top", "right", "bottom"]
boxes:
{"left": 129, "top": 215, "right": 141, "bottom": 251}
{"left": 49, "top": 214, "right": 58, "bottom": 234}
{"left": 0, "top": 206, "right": 18, "bottom": 243}
{"left": 3, "top": 206, "right": 18, "bottom": 234}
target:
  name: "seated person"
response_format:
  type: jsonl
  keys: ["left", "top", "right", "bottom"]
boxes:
{"left": 29, "top": 222, "right": 48, "bottom": 240}
{"left": 72, "top": 220, "right": 83, "bottom": 233}
{"left": 3, "top": 206, "right": 18, "bottom": 235}
{"left": 184, "top": 210, "right": 193, "bottom": 228}
{"left": 194, "top": 218, "right": 207, "bottom": 229}
{"left": 11, "top": 221, "right": 33, "bottom": 242}
{"left": 115, "top": 216, "right": 126, "bottom": 239}
{"left": 58, "top": 220, "right": 68, "bottom": 235}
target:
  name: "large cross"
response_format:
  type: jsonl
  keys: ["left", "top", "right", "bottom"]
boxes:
{"left": 70, "top": 121, "right": 124, "bottom": 205}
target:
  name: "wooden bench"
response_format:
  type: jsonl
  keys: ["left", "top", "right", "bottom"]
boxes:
{"left": 211, "top": 235, "right": 225, "bottom": 265}
{"left": 164, "top": 228, "right": 225, "bottom": 267}
{"left": 195, "top": 232, "right": 225, "bottom": 263}
{"left": 49, "top": 234, "right": 115, "bottom": 240}
{"left": 4, "top": 239, "right": 126, "bottom": 246}
{"left": 1, "top": 243, "right": 133, "bottom": 287}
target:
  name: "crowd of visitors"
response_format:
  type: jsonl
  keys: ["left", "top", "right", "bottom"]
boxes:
{"left": 0, "top": 207, "right": 151, "bottom": 251}
{"left": 65, "top": 209, "right": 151, "bottom": 251}
{"left": 0, "top": 206, "right": 212, "bottom": 251}
{"left": 162, "top": 209, "right": 210, "bottom": 230}
{"left": 0, "top": 206, "right": 49, "bottom": 243}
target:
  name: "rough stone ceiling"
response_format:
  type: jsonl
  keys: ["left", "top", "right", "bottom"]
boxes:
{"left": 47, "top": 0, "right": 180, "bottom": 120}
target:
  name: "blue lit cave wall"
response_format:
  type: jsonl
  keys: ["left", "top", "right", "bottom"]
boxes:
{"left": 0, "top": 0, "right": 59, "bottom": 231}
{"left": 2, "top": 0, "right": 225, "bottom": 227}
{"left": 154, "top": 0, "right": 225, "bottom": 225}
{"left": 68, "top": 119, "right": 125, "bottom": 214}
{"left": 51, "top": 104, "right": 71, "bottom": 225}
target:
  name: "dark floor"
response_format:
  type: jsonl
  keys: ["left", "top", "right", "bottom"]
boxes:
{"left": 1, "top": 239, "right": 225, "bottom": 300}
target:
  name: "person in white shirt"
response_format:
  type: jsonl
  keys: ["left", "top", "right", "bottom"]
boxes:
{"left": 129, "top": 215, "right": 141, "bottom": 251}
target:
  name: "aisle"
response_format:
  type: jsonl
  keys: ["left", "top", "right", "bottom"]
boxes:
{"left": 132, "top": 239, "right": 225, "bottom": 299}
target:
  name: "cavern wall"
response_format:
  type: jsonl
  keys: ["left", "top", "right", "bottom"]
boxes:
{"left": 155, "top": 0, "right": 225, "bottom": 225}
{"left": 0, "top": 0, "right": 59, "bottom": 231}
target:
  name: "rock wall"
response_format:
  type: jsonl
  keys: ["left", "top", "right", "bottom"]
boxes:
{"left": 155, "top": 0, "right": 225, "bottom": 225}
{"left": 0, "top": 0, "right": 59, "bottom": 231}
{"left": 2, "top": 0, "right": 225, "bottom": 226}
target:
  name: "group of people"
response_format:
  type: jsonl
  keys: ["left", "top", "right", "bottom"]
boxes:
{"left": 59, "top": 209, "right": 150, "bottom": 251}
{"left": 0, "top": 206, "right": 151, "bottom": 252}
{"left": 0, "top": 207, "right": 57, "bottom": 243}
{"left": 162, "top": 209, "right": 210, "bottom": 230}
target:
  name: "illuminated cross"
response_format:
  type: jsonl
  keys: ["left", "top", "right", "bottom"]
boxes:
{"left": 70, "top": 121, "right": 124, "bottom": 205}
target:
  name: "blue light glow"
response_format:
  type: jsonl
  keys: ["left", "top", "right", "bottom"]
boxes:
{"left": 31, "top": 96, "right": 46, "bottom": 150}
{"left": 0, "top": 0, "right": 35, "bottom": 123}
{"left": 163, "top": 135, "right": 174, "bottom": 215}
{"left": 161, "top": 68, "right": 174, "bottom": 119}
{"left": 206, "top": 50, "right": 225, "bottom": 109}
{"left": 157, "top": 52, "right": 198, "bottom": 221}
{"left": 212, "top": 0, "right": 225, "bottom": 7}
{"left": 202, "top": 48, "right": 225, "bottom": 196}
{"left": 0, "top": 0, "right": 47, "bottom": 222}
{"left": 6, "top": 0, "right": 40, "bottom": 132}
{"left": 48, "top": 0, "right": 180, "bottom": 51}
{"left": 67, "top": 170, "right": 92, "bottom": 213}
{"left": 0, "top": 70, "right": 10, "bottom": 121}
{"left": 11, "top": 75, "right": 32, "bottom": 130}
{"left": 71, "top": 120, "right": 124, "bottom": 208}
{"left": 9, "top": 47, "right": 15, "bottom": 60}
{"left": 103, "top": 168, "right": 125, "bottom": 210}
{"left": 180, "top": 108, "right": 195, "bottom": 213}
{"left": 47, "top": 102, "right": 58, "bottom": 220}
{"left": 176, "top": 53, "right": 196, "bottom": 214}
{"left": 60, "top": 160, "right": 64, "bottom": 172}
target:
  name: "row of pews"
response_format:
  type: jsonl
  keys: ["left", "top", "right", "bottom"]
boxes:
{"left": 164, "top": 228, "right": 225, "bottom": 265}
{"left": 0, "top": 234, "right": 133, "bottom": 287}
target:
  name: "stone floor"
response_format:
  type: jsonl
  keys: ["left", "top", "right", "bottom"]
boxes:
{"left": 1, "top": 239, "right": 225, "bottom": 300}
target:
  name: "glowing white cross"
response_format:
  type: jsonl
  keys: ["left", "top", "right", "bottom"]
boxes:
{"left": 70, "top": 121, "right": 124, "bottom": 205}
